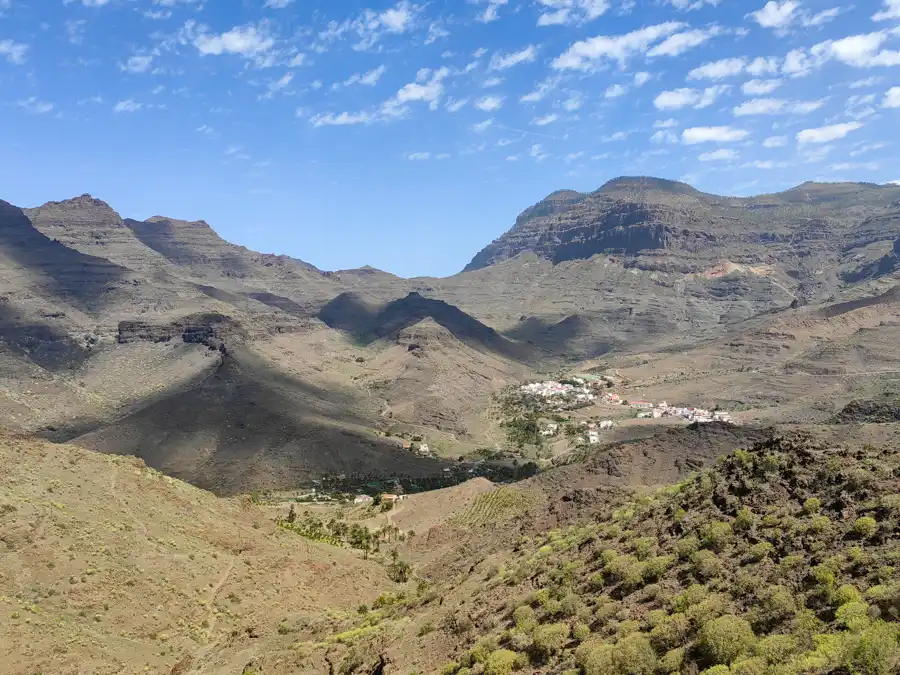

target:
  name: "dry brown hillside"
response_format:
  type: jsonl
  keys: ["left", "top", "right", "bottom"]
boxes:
{"left": 0, "top": 436, "right": 395, "bottom": 675}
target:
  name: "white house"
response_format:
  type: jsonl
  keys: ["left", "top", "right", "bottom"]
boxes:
{"left": 354, "top": 495, "right": 374, "bottom": 505}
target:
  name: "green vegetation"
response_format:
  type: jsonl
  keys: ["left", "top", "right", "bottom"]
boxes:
{"left": 424, "top": 435, "right": 900, "bottom": 675}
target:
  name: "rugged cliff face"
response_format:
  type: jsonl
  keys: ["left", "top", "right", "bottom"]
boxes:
{"left": 463, "top": 177, "right": 900, "bottom": 278}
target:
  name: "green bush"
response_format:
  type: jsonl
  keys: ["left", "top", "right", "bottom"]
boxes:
{"left": 633, "top": 537, "right": 657, "bottom": 561}
{"left": 754, "top": 634, "right": 798, "bottom": 664}
{"left": 848, "top": 621, "right": 900, "bottom": 675}
{"left": 573, "top": 623, "right": 591, "bottom": 642}
{"left": 532, "top": 623, "right": 569, "bottom": 658}
{"left": 692, "top": 549, "right": 724, "bottom": 580}
{"left": 854, "top": 517, "right": 879, "bottom": 539}
{"left": 660, "top": 647, "right": 685, "bottom": 674}
{"left": 643, "top": 555, "right": 674, "bottom": 581}
{"left": 747, "top": 542, "right": 773, "bottom": 562}
{"left": 699, "top": 666, "right": 731, "bottom": 675}
{"left": 702, "top": 521, "right": 733, "bottom": 552}
{"left": 758, "top": 585, "right": 796, "bottom": 626}
{"left": 608, "top": 554, "right": 646, "bottom": 590}
{"left": 835, "top": 601, "right": 871, "bottom": 632}
{"left": 650, "top": 613, "right": 691, "bottom": 651}
{"left": 833, "top": 584, "right": 864, "bottom": 607}
{"left": 440, "top": 663, "right": 460, "bottom": 675}
{"left": 512, "top": 605, "right": 537, "bottom": 633}
{"left": 676, "top": 535, "right": 700, "bottom": 559}
{"left": 808, "top": 515, "right": 832, "bottom": 534}
{"left": 730, "top": 657, "right": 766, "bottom": 675}
{"left": 613, "top": 633, "right": 657, "bottom": 675}
{"left": 700, "top": 615, "right": 756, "bottom": 665}
{"left": 734, "top": 508, "right": 754, "bottom": 532}
{"left": 672, "top": 584, "right": 709, "bottom": 613}
{"left": 686, "top": 594, "right": 730, "bottom": 626}
{"left": 576, "top": 641, "right": 614, "bottom": 675}
{"left": 484, "top": 649, "right": 524, "bottom": 675}
{"left": 802, "top": 497, "right": 822, "bottom": 515}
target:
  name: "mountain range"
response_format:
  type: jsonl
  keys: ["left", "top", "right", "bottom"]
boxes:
{"left": 2, "top": 177, "right": 900, "bottom": 493}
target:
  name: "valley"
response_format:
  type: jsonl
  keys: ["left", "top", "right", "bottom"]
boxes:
{"left": 3, "top": 177, "right": 900, "bottom": 674}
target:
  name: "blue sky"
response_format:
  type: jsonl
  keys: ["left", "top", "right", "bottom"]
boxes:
{"left": 1, "top": 0, "right": 899, "bottom": 277}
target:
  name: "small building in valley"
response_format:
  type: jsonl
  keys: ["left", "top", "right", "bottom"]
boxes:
{"left": 354, "top": 494, "right": 374, "bottom": 505}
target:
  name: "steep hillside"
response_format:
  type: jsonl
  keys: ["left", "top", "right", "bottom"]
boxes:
{"left": 0, "top": 436, "right": 394, "bottom": 675}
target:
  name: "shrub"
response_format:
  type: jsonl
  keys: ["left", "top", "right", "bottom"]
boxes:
{"left": 677, "top": 535, "right": 700, "bottom": 559}
{"left": 440, "top": 663, "right": 460, "bottom": 675}
{"left": 686, "top": 594, "right": 730, "bottom": 626}
{"left": 735, "top": 508, "right": 754, "bottom": 532}
{"left": 576, "top": 641, "right": 614, "bottom": 675}
{"left": 699, "top": 666, "right": 731, "bottom": 675}
{"left": 747, "top": 542, "right": 773, "bottom": 563}
{"left": 758, "top": 585, "right": 796, "bottom": 626}
{"left": 754, "top": 634, "right": 798, "bottom": 664}
{"left": 608, "top": 554, "right": 646, "bottom": 590}
{"left": 644, "top": 555, "right": 674, "bottom": 581}
{"left": 484, "top": 649, "right": 523, "bottom": 675}
{"left": 650, "top": 613, "right": 691, "bottom": 651}
{"left": 854, "top": 517, "right": 879, "bottom": 539}
{"left": 573, "top": 623, "right": 591, "bottom": 642}
{"left": 613, "top": 633, "right": 657, "bottom": 675}
{"left": 700, "top": 616, "right": 756, "bottom": 665}
{"left": 672, "top": 584, "right": 709, "bottom": 613}
{"left": 730, "top": 657, "right": 766, "bottom": 675}
{"left": 512, "top": 605, "right": 537, "bottom": 633}
{"left": 848, "top": 621, "right": 900, "bottom": 675}
{"left": 808, "top": 515, "right": 832, "bottom": 534}
{"left": 692, "top": 550, "right": 724, "bottom": 580}
{"left": 802, "top": 497, "right": 821, "bottom": 515}
{"left": 833, "top": 584, "right": 863, "bottom": 607}
{"left": 660, "top": 647, "right": 685, "bottom": 674}
{"left": 702, "top": 521, "right": 733, "bottom": 552}
{"left": 835, "top": 601, "right": 871, "bottom": 632}
{"left": 532, "top": 623, "right": 569, "bottom": 658}
{"left": 633, "top": 537, "right": 657, "bottom": 561}
{"left": 558, "top": 592, "right": 582, "bottom": 618}
{"left": 532, "top": 589, "right": 551, "bottom": 607}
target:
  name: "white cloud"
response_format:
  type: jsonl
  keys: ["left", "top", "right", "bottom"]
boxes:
{"left": 342, "top": 65, "right": 387, "bottom": 87}
{"left": 604, "top": 83, "right": 628, "bottom": 98}
{"left": 654, "top": 118, "right": 678, "bottom": 128}
{"left": 850, "top": 141, "right": 890, "bottom": 156}
{"left": 196, "top": 124, "right": 216, "bottom": 136}
{"left": 688, "top": 57, "right": 747, "bottom": 80}
{"left": 530, "top": 143, "right": 549, "bottom": 160}
{"left": 747, "top": 160, "right": 788, "bottom": 169}
{"left": 563, "top": 94, "right": 583, "bottom": 111}
{"left": 699, "top": 148, "right": 738, "bottom": 161}
{"left": 653, "top": 85, "right": 728, "bottom": 110}
{"left": 193, "top": 23, "right": 275, "bottom": 58}
{"left": 742, "top": 78, "right": 782, "bottom": 95}
{"left": 551, "top": 21, "right": 684, "bottom": 70}
{"left": 425, "top": 22, "right": 449, "bottom": 44}
{"left": 121, "top": 55, "right": 154, "bottom": 73}
{"left": 682, "top": 126, "right": 749, "bottom": 144}
{"left": 763, "top": 135, "right": 788, "bottom": 147}
{"left": 873, "top": 0, "right": 900, "bottom": 21}
{"left": 475, "top": 95, "right": 504, "bottom": 111}
{"left": 884, "top": 87, "right": 900, "bottom": 108}
{"left": 16, "top": 97, "right": 53, "bottom": 114}
{"left": 749, "top": 1, "right": 799, "bottom": 31}
{"left": 830, "top": 161, "right": 880, "bottom": 171}
{"left": 747, "top": 56, "right": 780, "bottom": 75}
{"left": 436, "top": 153, "right": 451, "bottom": 160}
{"left": 473, "top": 118, "right": 494, "bottom": 132}
{"left": 533, "top": 113, "right": 559, "bottom": 125}
{"left": 406, "top": 152, "right": 430, "bottom": 160}
{"left": 796, "top": 121, "right": 862, "bottom": 144}
{"left": 382, "top": 67, "right": 450, "bottom": 115}
{"left": 520, "top": 76, "right": 560, "bottom": 103}
{"left": 318, "top": 1, "right": 420, "bottom": 50}
{"left": 310, "top": 110, "right": 374, "bottom": 127}
{"left": 483, "top": 76, "right": 504, "bottom": 88}
{"left": 0, "top": 39, "right": 28, "bottom": 64}
{"left": 651, "top": 129, "right": 679, "bottom": 144}
{"left": 65, "top": 19, "right": 87, "bottom": 45}
{"left": 445, "top": 97, "right": 468, "bottom": 112}
{"left": 784, "top": 32, "right": 900, "bottom": 78}
{"left": 848, "top": 77, "right": 883, "bottom": 89}
{"left": 264, "top": 0, "right": 294, "bottom": 7}
{"left": 804, "top": 7, "right": 841, "bottom": 26}
{"left": 477, "top": 0, "right": 509, "bottom": 23}
{"left": 602, "top": 131, "right": 628, "bottom": 142}
{"left": 536, "top": 0, "right": 610, "bottom": 26}
{"left": 733, "top": 98, "right": 785, "bottom": 116}
{"left": 490, "top": 45, "right": 538, "bottom": 70}
{"left": 633, "top": 71, "right": 650, "bottom": 86}
{"left": 647, "top": 26, "right": 724, "bottom": 58}
{"left": 565, "top": 151, "right": 585, "bottom": 161}
{"left": 113, "top": 99, "right": 142, "bottom": 113}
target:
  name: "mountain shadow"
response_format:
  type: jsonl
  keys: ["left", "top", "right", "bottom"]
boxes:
{"left": 70, "top": 348, "right": 448, "bottom": 495}
{"left": 0, "top": 200, "right": 129, "bottom": 313}
{"left": 318, "top": 291, "right": 531, "bottom": 362}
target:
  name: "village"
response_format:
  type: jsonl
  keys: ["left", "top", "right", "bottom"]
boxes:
{"left": 517, "top": 374, "right": 735, "bottom": 445}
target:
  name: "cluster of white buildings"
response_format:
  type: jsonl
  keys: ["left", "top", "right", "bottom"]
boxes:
{"left": 520, "top": 379, "right": 597, "bottom": 408}
{"left": 634, "top": 402, "right": 734, "bottom": 424}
